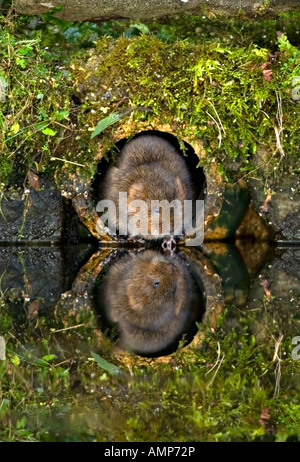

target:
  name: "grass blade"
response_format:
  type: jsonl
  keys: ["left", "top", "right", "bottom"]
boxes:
{"left": 90, "top": 112, "right": 124, "bottom": 139}
{"left": 91, "top": 351, "right": 124, "bottom": 377}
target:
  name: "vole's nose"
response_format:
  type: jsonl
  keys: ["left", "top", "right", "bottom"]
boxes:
{"left": 161, "top": 235, "right": 176, "bottom": 254}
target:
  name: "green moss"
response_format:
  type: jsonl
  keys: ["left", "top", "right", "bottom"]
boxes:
{"left": 0, "top": 13, "right": 299, "bottom": 188}
{"left": 73, "top": 31, "right": 299, "bottom": 181}
{"left": 1, "top": 298, "right": 300, "bottom": 442}
{"left": 0, "top": 14, "right": 97, "bottom": 187}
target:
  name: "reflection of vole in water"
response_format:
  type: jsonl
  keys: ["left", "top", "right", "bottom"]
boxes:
{"left": 101, "top": 134, "right": 193, "bottom": 238}
{"left": 99, "top": 251, "right": 201, "bottom": 355}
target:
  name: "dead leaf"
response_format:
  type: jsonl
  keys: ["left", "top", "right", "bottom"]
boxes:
{"left": 23, "top": 275, "right": 32, "bottom": 297}
{"left": 261, "top": 62, "right": 270, "bottom": 71}
{"left": 259, "top": 407, "right": 270, "bottom": 426}
{"left": 262, "top": 69, "right": 273, "bottom": 82}
{"left": 37, "top": 154, "right": 44, "bottom": 173}
{"left": 27, "top": 170, "right": 39, "bottom": 191}
{"left": 27, "top": 299, "right": 39, "bottom": 320}
{"left": 260, "top": 188, "right": 273, "bottom": 214}
{"left": 259, "top": 276, "right": 272, "bottom": 301}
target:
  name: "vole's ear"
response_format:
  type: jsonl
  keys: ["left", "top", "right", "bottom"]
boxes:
{"left": 128, "top": 183, "right": 147, "bottom": 202}
{"left": 175, "top": 177, "right": 186, "bottom": 202}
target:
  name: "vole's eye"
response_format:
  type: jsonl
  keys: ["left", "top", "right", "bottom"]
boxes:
{"left": 153, "top": 280, "right": 160, "bottom": 288}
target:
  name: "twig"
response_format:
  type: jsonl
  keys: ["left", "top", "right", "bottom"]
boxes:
{"left": 205, "top": 342, "right": 221, "bottom": 375}
{"left": 207, "top": 354, "right": 225, "bottom": 388}
{"left": 273, "top": 334, "right": 283, "bottom": 397}
{"left": 274, "top": 90, "right": 285, "bottom": 159}
{"left": 208, "top": 100, "right": 226, "bottom": 135}
{"left": 274, "top": 360, "right": 281, "bottom": 397}
{"left": 50, "top": 323, "right": 86, "bottom": 334}
{"left": 272, "top": 334, "right": 283, "bottom": 362}
{"left": 206, "top": 111, "right": 222, "bottom": 148}
{"left": 53, "top": 120, "right": 72, "bottom": 131}
{"left": 50, "top": 156, "right": 85, "bottom": 167}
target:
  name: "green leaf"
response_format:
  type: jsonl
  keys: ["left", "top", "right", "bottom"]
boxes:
{"left": 9, "top": 122, "right": 20, "bottom": 135}
{"left": 55, "top": 110, "right": 69, "bottom": 121}
{"left": 249, "top": 143, "right": 257, "bottom": 155}
{"left": 11, "top": 355, "right": 20, "bottom": 366}
{"left": 17, "top": 416, "right": 27, "bottom": 429}
{"left": 90, "top": 112, "right": 124, "bottom": 139}
{"left": 16, "top": 57, "right": 26, "bottom": 69}
{"left": 42, "top": 354, "right": 56, "bottom": 362}
{"left": 131, "top": 23, "right": 150, "bottom": 35}
{"left": 90, "top": 351, "right": 124, "bottom": 377}
{"left": 18, "top": 46, "right": 33, "bottom": 56}
{"left": 42, "top": 128, "right": 56, "bottom": 136}
{"left": 278, "top": 33, "right": 299, "bottom": 55}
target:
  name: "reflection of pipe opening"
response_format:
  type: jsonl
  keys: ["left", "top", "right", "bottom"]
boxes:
{"left": 92, "top": 250, "right": 206, "bottom": 358}
{"left": 92, "top": 130, "right": 206, "bottom": 240}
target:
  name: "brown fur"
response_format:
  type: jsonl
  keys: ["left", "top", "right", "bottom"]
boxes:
{"left": 101, "top": 251, "right": 194, "bottom": 354}
{"left": 101, "top": 134, "right": 193, "bottom": 238}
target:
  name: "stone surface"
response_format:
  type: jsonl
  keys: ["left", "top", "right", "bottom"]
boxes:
{"left": 0, "top": 246, "right": 66, "bottom": 318}
{"left": 248, "top": 172, "right": 300, "bottom": 242}
{"left": 13, "top": 0, "right": 300, "bottom": 22}
{"left": 0, "top": 178, "right": 64, "bottom": 243}
{"left": 245, "top": 247, "right": 300, "bottom": 339}
{"left": 0, "top": 243, "right": 96, "bottom": 322}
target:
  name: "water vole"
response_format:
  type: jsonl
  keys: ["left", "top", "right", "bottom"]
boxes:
{"left": 101, "top": 134, "right": 194, "bottom": 238}
{"left": 98, "top": 250, "right": 199, "bottom": 355}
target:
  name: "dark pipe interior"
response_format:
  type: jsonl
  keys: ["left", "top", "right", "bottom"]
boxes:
{"left": 92, "top": 130, "right": 206, "bottom": 207}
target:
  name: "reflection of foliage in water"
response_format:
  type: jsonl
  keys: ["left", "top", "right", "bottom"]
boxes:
{"left": 0, "top": 247, "right": 300, "bottom": 442}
